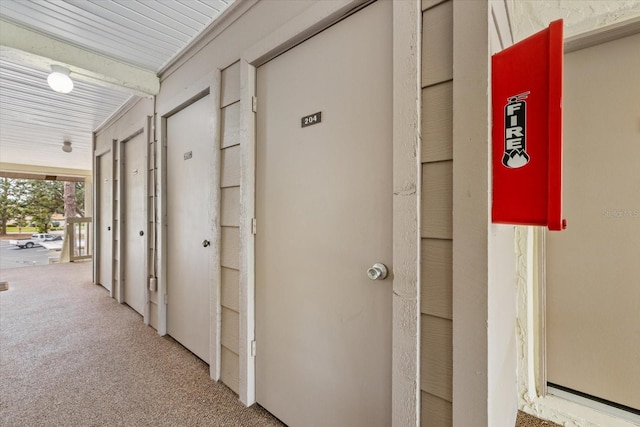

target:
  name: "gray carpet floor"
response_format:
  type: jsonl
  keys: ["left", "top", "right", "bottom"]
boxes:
{"left": 0, "top": 262, "right": 282, "bottom": 427}
{"left": 1, "top": 262, "right": 558, "bottom": 427}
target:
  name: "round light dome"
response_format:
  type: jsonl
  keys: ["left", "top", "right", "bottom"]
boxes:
{"left": 48, "top": 65, "right": 74, "bottom": 94}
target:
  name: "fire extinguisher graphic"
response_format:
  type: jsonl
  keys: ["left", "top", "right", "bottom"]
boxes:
{"left": 502, "top": 91, "right": 531, "bottom": 168}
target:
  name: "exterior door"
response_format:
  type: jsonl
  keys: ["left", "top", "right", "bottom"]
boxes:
{"left": 546, "top": 33, "right": 640, "bottom": 412}
{"left": 97, "top": 151, "right": 113, "bottom": 292}
{"left": 255, "top": 2, "right": 392, "bottom": 425}
{"left": 166, "top": 95, "right": 214, "bottom": 363}
{"left": 122, "top": 132, "right": 147, "bottom": 316}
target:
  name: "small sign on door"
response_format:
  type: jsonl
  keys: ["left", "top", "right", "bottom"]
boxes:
{"left": 301, "top": 112, "right": 322, "bottom": 128}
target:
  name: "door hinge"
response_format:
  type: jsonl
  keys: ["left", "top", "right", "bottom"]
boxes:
{"left": 163, "top": 293, "right": 168, "bottom": 305}
{"left": 251, "top": 96, "right": 257, "bottom": 113}
{"left": 251, "top": 218, "right": 257, "bottom": 235}
{"left": 251, "top": 340, "right": 257, "bottom": 357}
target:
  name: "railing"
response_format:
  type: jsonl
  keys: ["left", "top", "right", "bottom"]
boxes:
{"left": 61, "top": 217, "right": 92, "bottom": 263}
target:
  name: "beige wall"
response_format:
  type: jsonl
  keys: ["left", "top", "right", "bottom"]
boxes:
{"left": 92, "top": 1, "right": 524, "bottom": 425}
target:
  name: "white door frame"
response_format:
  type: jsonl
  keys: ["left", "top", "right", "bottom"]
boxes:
{"left": 93, "top": 140, "right": 116, "bottom": 297}
{"left": 235, "top": 2, "right": 421, "bottom": 424}
{"left": 117, "top": 117, "right": 151, "bottom": 324}
{"left": 156, "top": 71, "right": 222, "bottom": 380}
{"left": 517, "top": 19, "right": 640, "bottom": 427}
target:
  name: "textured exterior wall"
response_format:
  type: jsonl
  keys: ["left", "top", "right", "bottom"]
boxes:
{"left": 507, "top": 0, "right": 640, "bottom": 41}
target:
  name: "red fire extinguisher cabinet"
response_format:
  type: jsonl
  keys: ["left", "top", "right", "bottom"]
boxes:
{"left": 491, "top": 19, "right": 566, "bottom": 231}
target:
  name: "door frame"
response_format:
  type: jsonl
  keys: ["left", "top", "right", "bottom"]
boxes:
{"left": 156, "top": 71, "right": 222, "bottom": 380}
{"left": 93, "top": 140, "right": 116, "bottom": 297}
{"left": 517, "top": 19, "right": 640, "bottom": 426}
{"left": 235, "top": 2, "right": 421, "bottom": 421}
{"left": 117, "top": 117, "right": 151, "bottom": 323}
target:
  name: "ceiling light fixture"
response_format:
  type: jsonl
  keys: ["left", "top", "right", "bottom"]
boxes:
{"left": 62, "top": 141, "right": 72, "bottom": 153}
{"left": 48, "top": 65, "right": 74, "bottom": 93}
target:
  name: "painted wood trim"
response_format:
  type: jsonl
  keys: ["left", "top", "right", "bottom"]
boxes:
{"left": 92, "top": 135, "right": 99, "bottom": 285}
{"left": 157, "top": 116, "right": 168, "bottom": 336}
{"left": 209, "top": 70, "right": 223, "bottom": 381}
{"left": 564, "top": 16, "right": 640, "bottom": 53}
{"left": 238, "top": 59, "right": 256, "bottom": 406}
{"left": 110, "top": 139, "right": 117, "bottom": 299}
{"left": 116, "top": 138, "right": 124, "bottom": 304}
{"left": 452, "top": 1, "right": 492, "bottom": 425}
{"left": 490, "top": 0, "right": 513, "bottom": 50}
{"left": 422, "top": 1, "right": 453, "bottom": 87}
{"left": 421, "top": 81, "right": 453, "bottom": 162}
{"left": 392, "top": 1, "right": 421, "bottom": 426}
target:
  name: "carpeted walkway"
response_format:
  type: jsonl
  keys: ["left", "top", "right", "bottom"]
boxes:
{"left": 1, "top": 262, "right": 558, "bottom": 427}
{"left": 0, "top": 262, "right": 282, "bottom": 427}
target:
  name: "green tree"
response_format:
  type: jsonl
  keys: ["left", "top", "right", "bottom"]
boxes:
{"left": 0, "top": 177, "right": 9, "bottom": 235}
{"left": 25, "top": 180, "right": 64, "bottom": 233}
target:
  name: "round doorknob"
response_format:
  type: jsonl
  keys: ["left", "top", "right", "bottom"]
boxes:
{"left": 139, "top": 230, "right": 144, "bottom": 236}
{"left": 202, "top": 240, "right": 210, "bottom": 248}
{"left": 367, "top": 263, "right": 388, "bottom": 280}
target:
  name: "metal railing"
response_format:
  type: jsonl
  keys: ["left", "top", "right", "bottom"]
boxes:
{"left": 61, "top": 217, "right": 92, "bottom": 262}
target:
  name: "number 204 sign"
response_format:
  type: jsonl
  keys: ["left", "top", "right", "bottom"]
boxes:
{"left": 301, "top": 112, "right": 321, "bottom": 128}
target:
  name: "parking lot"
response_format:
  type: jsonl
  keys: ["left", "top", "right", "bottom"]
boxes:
{"left": 0, "top": 240, "right": 59, "bottom": 269}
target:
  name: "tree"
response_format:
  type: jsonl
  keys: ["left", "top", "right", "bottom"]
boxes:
{"left": 0, "top": 177, "right": 9, "bottom": 235}
{"left": 0, "top": 177, "right": 84, "bottom": 234}
{"left": 64, "top": 181, "right": 76, "bottom": 219}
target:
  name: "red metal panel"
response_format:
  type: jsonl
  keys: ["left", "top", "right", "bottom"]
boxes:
{"left": 491, "top": 19, "right": 566, "bottom": 230}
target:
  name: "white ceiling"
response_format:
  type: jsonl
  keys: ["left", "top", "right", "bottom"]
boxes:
{"left": 0, "top": 0, "right": 234, "bottom": 174}
{"left": 0, "top": 0, "right": 639, "bottom": 175}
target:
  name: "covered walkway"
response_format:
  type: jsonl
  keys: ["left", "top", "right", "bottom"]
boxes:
{"left": 0, "top": 262, "right": 280, "bottom": 426}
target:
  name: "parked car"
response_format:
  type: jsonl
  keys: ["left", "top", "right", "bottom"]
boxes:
{"left": 8, "top": 233, "right": 63, "bottom": 249}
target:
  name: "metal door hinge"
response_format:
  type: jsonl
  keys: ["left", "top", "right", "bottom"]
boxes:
{"left": 252, "top": 96, "right": 257, "bottom": 113}
{"left": 251, "top": 340, "right": 257, "bottom": 357}
{"left": 251, "top": 218, "right": 257, "bottom": 235}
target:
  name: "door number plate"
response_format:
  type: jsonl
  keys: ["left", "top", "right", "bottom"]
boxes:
{"left": 301, "top": 112, "right": 322, "bottom": 128}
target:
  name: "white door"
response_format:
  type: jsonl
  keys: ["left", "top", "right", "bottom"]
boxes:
{"left": 98, "top": 151, "right": 113, "bottom": 292}
{"left": 166, "top": 95, "right": 214, "bottom": 363}
{"left": 122, "top": 133, "right": 147, "bottom": 316}
{"left": 546, "top": 33, "right": 640, "bottom": 412}
{"left": 255, "top": 2, "right": 392, "bottom": 425}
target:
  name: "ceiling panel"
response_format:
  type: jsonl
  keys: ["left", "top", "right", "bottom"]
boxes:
{"left": 0, "top": 57, "right": 132, "bottom": 170}
{"left": 0, "top": 0, "right": 234, "bottom": 71}
{"left": 0, "top": 0, "right": 235, "bottom": 173}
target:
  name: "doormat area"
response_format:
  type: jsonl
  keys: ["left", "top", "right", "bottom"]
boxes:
{"left": 516, "top": 411, "right": 562, "bottom": 426}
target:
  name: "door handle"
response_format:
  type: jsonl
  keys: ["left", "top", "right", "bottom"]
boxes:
{"left": 367, "top": 263, "right": 388, "bottom": 280}
{"left": 202, "top": 240, "right": 210, "bottom": 248}
{"left": 139, "top": 230, "right": 144, "bottom": 236}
